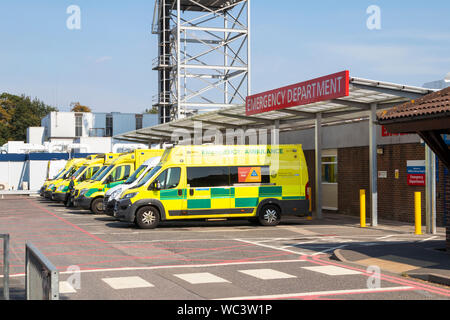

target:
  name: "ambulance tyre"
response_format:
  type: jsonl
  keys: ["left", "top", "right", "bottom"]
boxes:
{"left": 91, "top": 198, "right": 104, "bottom": 215}
{"left": 258, "top": 204, "right": 281, "bottom": 226}
{"left": 135, "top": 206, "right": 160, "bottom": 229}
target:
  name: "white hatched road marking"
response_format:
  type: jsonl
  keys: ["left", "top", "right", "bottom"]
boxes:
{"left": 302, "top": 266, "right": 362, "bottom": 276}
{"left": 238, "top": 269, "right": 296, "bottom": 280}
{"left": 3, "top": 259, "right": 309, "bottom": 278}
{"left": 102, "top": 276, "right": 154, "bottom": 290}
{"left": 59, "top": 281, "right": 77, "bottom": 294}
{"left": 236, "top": 238, "right": 309, "bottom": 255}
{"left": 174, "top": 272, "right": 230, "bottom": 284}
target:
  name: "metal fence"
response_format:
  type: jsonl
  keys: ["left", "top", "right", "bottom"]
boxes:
{"left": 25, "top": 242, "right": 59, "bottom": 300}
{"left": 0, "top": 234, "right": 9, "bottom": 300}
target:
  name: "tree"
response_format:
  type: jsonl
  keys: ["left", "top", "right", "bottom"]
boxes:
{"left": 145, "top": 106, "right": 159, "bottom": 114}
{"left": 0, "top": 93, "right": 57, "bottom": 145}
{"left": 70, "top": 102, "right": 92, "bottom": 113}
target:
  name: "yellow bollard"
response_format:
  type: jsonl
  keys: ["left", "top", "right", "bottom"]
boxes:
{"left": 415, "top": 192, "right": 422, "bottom": 235}
{"left": 360, "top": 189, "right": 366, "bottom": 228}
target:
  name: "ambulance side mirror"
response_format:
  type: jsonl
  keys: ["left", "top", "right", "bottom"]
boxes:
{"left": 150, "top": 181, "right": 161, "bottom": 191}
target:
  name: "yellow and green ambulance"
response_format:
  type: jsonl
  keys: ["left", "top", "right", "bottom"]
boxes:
{"left": 69, "top": 154, "right": 121, "bottom": 207}
{"left": 40, "top": 158, "right": 77, "bottom": 197}
{"left": 56, "top": 153, "right": 120, "bottom": 207}
{"left": 114, "top": 145, "right": 310, "bottom": 229}
{"left": 74, "top": 149, "right": 164, "bottom": 214}
{"left": 43, "top": 158, "right": 87, "bottom": 199}
{"left": 52, "top": 155, "right": 107, "bottom": 204}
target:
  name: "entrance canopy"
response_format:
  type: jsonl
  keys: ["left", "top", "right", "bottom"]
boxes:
{"left": 116, "top": 72, "right": 434, "bottom": 226}
{"left": 116, "top": 76, "right": 434, "bottom": 144}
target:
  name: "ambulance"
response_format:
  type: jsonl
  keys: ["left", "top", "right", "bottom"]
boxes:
{"left": 61, "top": 153, "right": 121, "bottom": 207}
{"left": 52, "top": 155, "right": 108, "bottom": 204}
{"left": 69, "top": 154, "right": 121, "bottom": 207}
{"left": 40, "top": 159, "right": 77, "bottom": 197}
{"left": 43, "top": 158, "right": 87, "bottom": 199}
{"left": 103, "top": 156, "right": 162, "bottom": 216}
{"left": 114, "top": 145, "right": 310, "bottom": 229}
{"left": 74, "top": 150, "right": 164, "bottom": 214}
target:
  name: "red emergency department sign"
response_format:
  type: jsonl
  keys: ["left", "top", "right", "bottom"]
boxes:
{"left": 246, "top": 71, "right": 350, "bottom": 116}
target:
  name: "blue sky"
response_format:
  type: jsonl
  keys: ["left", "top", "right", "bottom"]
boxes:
{"left": 0, "top": 0, "right": 449, "bottom": 113}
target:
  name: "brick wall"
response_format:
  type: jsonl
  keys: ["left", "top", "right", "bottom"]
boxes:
{"left": 303, "top": 143, "right": 448, "bottom": 228}
{"left": 376, "top": 143, "right": 429, "bottom": 225}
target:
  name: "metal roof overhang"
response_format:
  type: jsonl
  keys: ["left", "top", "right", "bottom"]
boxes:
{"left": 115, "top": 77, "right": 436, "bottom": 144}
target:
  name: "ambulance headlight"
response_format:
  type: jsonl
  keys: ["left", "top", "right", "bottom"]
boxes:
{"left": 123, "top": 192, "right": 138, "bottom": 200}
{"left": 110, "top": 189, "right": 121, "bottom": 200}
{"left": 57, "top": 185, "right": 65, "bottom": 192}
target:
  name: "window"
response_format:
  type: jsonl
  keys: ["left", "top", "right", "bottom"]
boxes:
{"left": 135, "top": 166, "right": 161, "bottom": 188}
{"left": 106, "top": 115, "right": 113, "bottom": 137}
{"left": 153, "top": 167, "right": 181, "bottom": 190}
{"left": 75, "top": 114, "right": 83, "bottom": 137}
{"left": 187, "top": 167, "right": 229, "bottom": 188}
{"left": 86, "top": 166, "right": 100, "bottom": 180}
{"left": 107, "top": 165, "right": 132, "bottom": 183}
{"left": 322, "top": 156, "right": 338, "bottom": 183}
{"left": 125, "top": 165, "right": 147, "bottom": 185}
{"left": 135, "top": 115, "right": 143, "bottom": 130}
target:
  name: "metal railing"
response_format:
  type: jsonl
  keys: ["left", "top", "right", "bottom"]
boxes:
{"left": 25, "top": 242, "right": 59, "bottom": 300}
{"left": 0, "top": 234, "right": 9, "bottom": 300}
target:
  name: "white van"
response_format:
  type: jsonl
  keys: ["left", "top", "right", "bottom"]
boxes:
{"left": 103, "top": 157, "right": 161, "bottom": 216}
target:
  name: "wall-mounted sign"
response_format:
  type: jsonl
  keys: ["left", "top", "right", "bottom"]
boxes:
{"left": 407, "top": 160, "right": 425, "bottom": 186}
{"left": 378, "top": 171, "right": 387, "bottom": 179}
{"left": 245, "top": 71, "right": 350, "bottom": 116}
{"left": 381, "top": 126, "right": 410, "bottom": 137}
{"left": 444, "top": 134, "right": 450, "bottom": 145}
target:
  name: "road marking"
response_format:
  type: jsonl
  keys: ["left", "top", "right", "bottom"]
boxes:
{"left": 419, "top": 236, "right": 438, "bottom": 243}
{"left": 238, "top": 269, "right": 296, "bottom": 280}
{"left": 102, "top": 276, "right": 154, "bottom": 290}
{"left": 310, "top": 244, "right": 348, "bottom": 256}
{"left": 302, "top": 266, "right": 362, "bottom": 276}
{"left": 174, "top": 272, "right": 230, "bottom": 284}
{"left": 2, "top": 259, "right": 310, "bottom": 279}
{"left": 217, "top": 286, "right": 415, "bottom": 300}
{"left": 376, "top": 235, "right": 395, "bottom": 240}
{"left": 59, "top": 281, "right": 77, "bottom": 294}
{"left": 236, "top": 238, "right": 309, "bottom": 256}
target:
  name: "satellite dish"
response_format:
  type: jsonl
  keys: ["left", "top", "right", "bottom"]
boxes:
{"left": 445, "top": 72, "right": 450, "bottom": 83}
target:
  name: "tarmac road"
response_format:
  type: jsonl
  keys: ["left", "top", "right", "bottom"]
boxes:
{"left": 0, "top": 196, "right": 449, "bottom": 300}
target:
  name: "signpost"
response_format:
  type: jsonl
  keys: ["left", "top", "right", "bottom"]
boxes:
{"left": 245, "top": 71, "right": 350, "bottom": 116}
{"left": 407, "top": 160, "right": 426, "bottom": 186}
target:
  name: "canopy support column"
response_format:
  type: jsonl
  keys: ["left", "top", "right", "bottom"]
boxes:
{"left": 425, "top": 145, "right": 437, "bottom": 234}
{"left": 369, "top": 103, "right": 378, "bottom": 227}
{"left": 315, "top": 113, "right": 323, "bottom": 219}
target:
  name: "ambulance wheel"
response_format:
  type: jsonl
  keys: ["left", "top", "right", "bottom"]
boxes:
{"left": 91, "top": 198, "right": 104, "bottom": 215}
{"left": 135, "top": 206, "right": 160, "bottom": 229}
{"left": 258, "top": 205, "right": 281, "bottom": 226}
